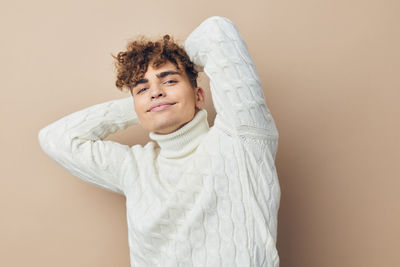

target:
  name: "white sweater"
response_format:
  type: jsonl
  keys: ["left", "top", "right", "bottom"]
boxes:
{"left": 38, "top": 16, "right": 281, "bottom": 267}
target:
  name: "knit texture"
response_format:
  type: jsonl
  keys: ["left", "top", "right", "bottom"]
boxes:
{"left": 38, "top": 16, "right": 281, "bottom": 267}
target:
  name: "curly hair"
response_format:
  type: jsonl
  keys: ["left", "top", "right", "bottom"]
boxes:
{"left": 112, "top": 34, "right": 198, "bottom": 94}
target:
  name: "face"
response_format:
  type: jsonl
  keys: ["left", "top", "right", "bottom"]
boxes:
{"left": 131, "top": 61, "right": 204, "bottom": 134}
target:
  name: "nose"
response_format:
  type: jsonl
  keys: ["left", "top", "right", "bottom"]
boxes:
{"left": 150, "top": 84, "right": 165, "bottom": 99}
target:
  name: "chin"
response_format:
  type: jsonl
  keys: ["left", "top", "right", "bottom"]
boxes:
{"left": 154, "top": 117, "right": 194, "bottom": 134}
{"left": 151, "top": 121, "right": 181, "bottom": 134}
{"left": 146, "top": 112, "right": 194, "bottom": 134}
{"left": 153, "top": 126, "right": 178, "bottom": 134}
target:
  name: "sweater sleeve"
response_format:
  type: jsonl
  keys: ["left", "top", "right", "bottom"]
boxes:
{"left": 38, "top": 96, "right": 139, "bottom": 195}
{"left": 183, "top": 16, "right": 278, "bottom": 136}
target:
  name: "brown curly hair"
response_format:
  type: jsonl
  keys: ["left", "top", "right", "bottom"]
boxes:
{"left": 112, "top": 35, "right": 198, "bottom": 94}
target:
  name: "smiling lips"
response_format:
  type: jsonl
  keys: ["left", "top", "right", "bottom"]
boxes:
{"left": 147, "top": 102, "right": 176, "bottom": 112}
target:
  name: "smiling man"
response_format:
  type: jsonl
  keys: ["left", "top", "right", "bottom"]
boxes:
{"left": 130, "top": 60, "right": 205, "bottom": 134}
{"left": 38, "top": 16, "right": 281, "bottom": 267}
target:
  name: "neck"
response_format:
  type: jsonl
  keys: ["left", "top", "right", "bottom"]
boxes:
{"left": 149, "top": 109, "right": 209, "bottom": 159}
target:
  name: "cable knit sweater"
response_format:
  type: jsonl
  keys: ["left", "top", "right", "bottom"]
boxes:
{"left": 38, "top": 16, "right": 281, "bottom": 267}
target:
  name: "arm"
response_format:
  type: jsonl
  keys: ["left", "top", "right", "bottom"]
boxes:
{"left": 38, "top": 96, "right": 138, "bottom": 195}
{"left": 183, "top": 16, "right": 278, "bottom": 137}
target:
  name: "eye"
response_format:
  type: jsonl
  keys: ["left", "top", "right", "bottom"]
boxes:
{"left": 164, "top": 80, "right": 177, "bottom": 85}
{"left": 137, "top": 87, "right": 148, "bottom": 94}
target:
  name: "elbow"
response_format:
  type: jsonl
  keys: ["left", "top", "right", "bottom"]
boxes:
{"left": 38, "top": 125, "right": 62, "bottom": 156}
{"left": 203, "top": 16, "right": 233, "bottom": 25}
{"left": 38, "top": 127, "right": 49, "bottom": 152}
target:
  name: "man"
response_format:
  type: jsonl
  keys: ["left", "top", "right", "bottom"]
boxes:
{"left": 38, "top": 16, "right": 281, "bottom": 267}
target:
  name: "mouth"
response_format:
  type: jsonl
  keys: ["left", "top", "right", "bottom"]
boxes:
{"left": 147, "top": 102, "right": 176, "bottom": 112}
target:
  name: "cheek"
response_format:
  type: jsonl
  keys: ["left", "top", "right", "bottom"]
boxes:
{"left": 187, "top": 94, "right": 197, "bottom": 110}
{"left": 133, "top": 99, "right": 147, "bottom": 122}
{"left": 178, "top": 88, "right": 196, "bottom": 106}
{"left": 134, "top": 97, "right": 146, "bottom": 112}
{"left": 180, "top": 93, "right": 197, "bottom": 120}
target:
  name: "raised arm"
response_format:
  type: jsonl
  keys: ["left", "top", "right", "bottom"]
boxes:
{"left": 183, "top": 16, "right": 278, "bottom": 136}
{"left": 38, "top": 96, "right": 138, "bottom": 195}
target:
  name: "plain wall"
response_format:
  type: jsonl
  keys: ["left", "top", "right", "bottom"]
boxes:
{"left": 1, "top": 0, "right": 399, "bottom": 266}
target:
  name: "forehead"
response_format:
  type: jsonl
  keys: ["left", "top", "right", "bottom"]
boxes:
{"left": 145, "top": 61, "right": 180, "bottom": 76}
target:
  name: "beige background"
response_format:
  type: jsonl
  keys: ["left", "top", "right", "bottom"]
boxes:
{"left": 1, "top": 0, "right": 399, "bottom": 266}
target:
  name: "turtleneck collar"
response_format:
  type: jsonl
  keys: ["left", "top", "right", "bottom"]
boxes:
{"left": 149, "top": 109, "right": 209, "bottom": 159}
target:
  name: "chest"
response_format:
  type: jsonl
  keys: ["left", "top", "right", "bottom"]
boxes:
{"left": 125, "top": 138, "right": 242, "bottom": 230}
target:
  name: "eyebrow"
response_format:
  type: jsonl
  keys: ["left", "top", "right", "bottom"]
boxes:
{"left": 134, "top": 70, "right": 181, "bottom": 87}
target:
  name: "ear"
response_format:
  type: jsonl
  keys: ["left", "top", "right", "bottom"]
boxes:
{"left": 194, "top": 87, "right": 205, "bottom": 110}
